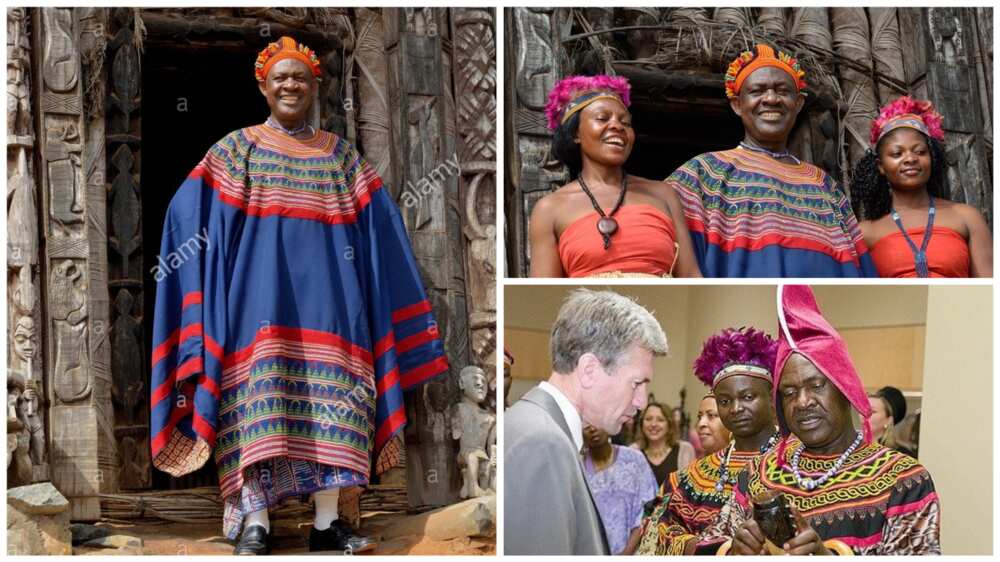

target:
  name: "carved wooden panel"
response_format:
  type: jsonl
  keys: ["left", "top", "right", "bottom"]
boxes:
{"left": 506, "top": 8, "right": 568, "bottom": 276}
{"left": 355, "top": 8, "right": 395, "bottom": 191}
{"left": 924, "top": 8, "right": 992, "bottom": 227}
{"left": 7, "top": 7, "right": 47, "bottom": 487}
{"left": 384, "top": 7, "right": 467, "bottom": 507}
{"left": 451, "top": 8, "right": 496, "bottom": 410}
{"left": 35, "top": 6, "right": 117, "bottom": 520}
{"left": 105, "top": 7, "right": 150, "bottom": 490}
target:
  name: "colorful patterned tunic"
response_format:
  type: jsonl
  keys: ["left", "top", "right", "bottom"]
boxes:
{"left": 668, "top": 147, "right": 877, "bottom": 277}
{"left": 636, "top": 447, "right": 759, "bottom": 555}
{"left": 696, "top": 437, "right": 941, "bottom": 555}
{"left": 150, "top": 125, "right": 448, "bottom": 538}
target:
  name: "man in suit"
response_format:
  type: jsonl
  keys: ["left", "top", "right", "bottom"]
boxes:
{"left": 504, "top": 289, "right": 668, "bottom": 555}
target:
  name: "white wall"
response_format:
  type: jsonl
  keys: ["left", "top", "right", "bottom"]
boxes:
{"left": 918, "top": 286, "right": 992, "bottom": 554}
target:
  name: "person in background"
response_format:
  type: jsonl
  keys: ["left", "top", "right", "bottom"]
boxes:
{"left": 869, "top": 386, "right": 917, "bottom": 458}
{"left": 695, "top": 394, "right": 732, "bottom": 456}
{"left": 633, "top": 402, "right": 695, "bottom": 487}
{"left": 582, "top": 425, "right": 658, "bottom": 555}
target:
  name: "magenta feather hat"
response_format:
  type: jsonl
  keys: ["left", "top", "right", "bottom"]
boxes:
{"left": 544, "top": 75, "right": 631, "bottom": 131}
{"left": 870, "top": 96, "right": 945, "bottom": 146}
{"left": 693, "top": 327, "right": 778, "bottom": 389}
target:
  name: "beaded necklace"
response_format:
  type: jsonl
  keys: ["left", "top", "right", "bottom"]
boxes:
{"left": 265, "top": 116, "right": 313, "bottom": 137}
{"left": 790, "top": 430, "right": 864, "bottom": 491}
{"left": 715, "top": 431, "right": 780, "bottom": 493}
{"left": 738, "top": 141, "right": 801, "bottom": 165}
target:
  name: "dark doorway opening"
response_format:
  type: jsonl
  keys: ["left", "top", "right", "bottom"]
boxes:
{"left": 141, "top": 41, "right": 267, "bottom": 489}
{"left": 624, "top": 93, "right": 745, "bottom": 181}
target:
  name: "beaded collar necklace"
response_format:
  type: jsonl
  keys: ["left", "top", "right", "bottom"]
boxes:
{"left": 739, "top": 141, "right": 801, "bottom": 165}
{"left": 715, "top": 430, "right": 781, "bottom": 493}
{"left": 790, "top": 430, "right": 864, "bottom": 491}
{"left": 265, "top": 116, "right": 313, "bottom": 137}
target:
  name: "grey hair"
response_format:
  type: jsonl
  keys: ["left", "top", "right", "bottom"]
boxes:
{"left": 550, "top": 288, "right": 668, "bottom": 374}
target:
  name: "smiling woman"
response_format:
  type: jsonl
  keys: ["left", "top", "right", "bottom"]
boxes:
{"left": 527, "top": 75, "right": 702, "bottom": 278}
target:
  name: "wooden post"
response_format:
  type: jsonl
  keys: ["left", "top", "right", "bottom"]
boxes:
{"left": 34, "top": 6, "right": 116, "bottom": 520}
{"left": 505, "top": 8, "right": 568, "bottom": 276}
{"left": 923, "top": 8, "right": 993, "bottom": 227}
{"left": 383, "top": 7, "right": 467, "bottom": 507}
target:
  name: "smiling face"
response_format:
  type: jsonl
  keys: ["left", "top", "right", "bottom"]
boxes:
{"left": 575, "top": 97, "right": 635, "bottom": 169}
{"left": 729, "top": 66, "right": 804, "bottom": 147}
{"left": 258, "top": 58, "right": 317, "bottom": 126}
{"left": 696, "top": 395, "right": 732, "bottom": 454}
{"left": 778, "top": 353, "right": 855, "bottom": 454}
{"left": 713, "top": 375, "right": 774, "bottom": 440}
{"left": 641, "top": 404, "right": 668, "bottom": 444}
{"left": 579, "top": 343, "right": 653, "bottom": 434}
{"left": 877, "top": 127, "right": 932, "bottom": 192}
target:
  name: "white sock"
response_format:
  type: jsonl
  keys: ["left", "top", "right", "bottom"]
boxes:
{"left": 245, "top": 508, "right": 270, "bottom": 533}
{"left": 313, "top": 488, "right": 340, "bottom": 530}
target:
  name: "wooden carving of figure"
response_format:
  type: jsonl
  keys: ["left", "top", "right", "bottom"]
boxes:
{"left": 10, "top": 316, "right": 44, "bottom": 467}
{"left": 7, "top": 8, "right": 33, "bottom": 139}
{"left": 49, "top": 259, "right": 90, "bottom": 402}
{"left": 6, "top": 384, "right": 32, "bottom": 486}
{"left": 451, "top": 365, "right": 496, "bottom": 498}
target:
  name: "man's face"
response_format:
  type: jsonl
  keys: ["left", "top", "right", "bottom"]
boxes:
{"left": 460, "top": 368, "right": 488, "bottom": 403}
{"left": 729, "top": 66, "right": 804, "bottom": 146}
{"left": 258, "top": 58, "right": 317, "bottom": 125}
{"left": 580, "top": 343, "right": 653, "bottom": 434}
{"left": 778, "top": 353, "right": 853, "bottom": 452}
{"left": 714, "top": 375, "right": 775, "bottom": 439}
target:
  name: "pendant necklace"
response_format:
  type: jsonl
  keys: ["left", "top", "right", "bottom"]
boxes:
{"left": 577, "top": 173, "right": 628, "bottom": 250}
{"left": 266, "top": 116, "right": 313, "bottom": 136}
{"left": 739, "top": 141, "right": 801, "bottom": 165}
{"left": 890, "top": 196, "right": 936, "bottom": 278}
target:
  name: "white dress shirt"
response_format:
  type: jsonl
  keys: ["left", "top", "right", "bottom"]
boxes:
{"left": 538, "top": 381, "right": 584, "bottom": 453}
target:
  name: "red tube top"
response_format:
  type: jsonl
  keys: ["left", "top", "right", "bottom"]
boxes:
{"left": 557, "top": 205, "right": 678, "bottom": 277}
{"left": 869, "top": 226, "right": 970, "bottom": 278}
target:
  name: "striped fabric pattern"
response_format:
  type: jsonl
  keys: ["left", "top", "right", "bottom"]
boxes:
{"left": 150, "top": 125, "right": 447, "bottom": 538}
{"left": 668, "top": 148, "right": 877, "bottom": 277}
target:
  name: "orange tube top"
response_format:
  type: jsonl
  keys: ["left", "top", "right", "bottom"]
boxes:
{"left": 557, "top": 205, "right": 678, "bottom": 278}
{"left": 869, "top": 226, "right": 971, "bottom": 278}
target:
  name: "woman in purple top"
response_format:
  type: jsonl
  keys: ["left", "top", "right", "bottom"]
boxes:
{"left": 582, "top": 424, "right": 658, "bottom": 554}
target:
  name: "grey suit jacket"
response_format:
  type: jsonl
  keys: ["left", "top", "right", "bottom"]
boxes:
{"left": 504, "top": 386, "right": 610, "bottom": 555}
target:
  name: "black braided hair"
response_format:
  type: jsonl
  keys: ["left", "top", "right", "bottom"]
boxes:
{"left": 551, "top": 111, "right": 583, "bottom": 178}
{"left": 849, "top": 131, "right": 947, "bottom": 221}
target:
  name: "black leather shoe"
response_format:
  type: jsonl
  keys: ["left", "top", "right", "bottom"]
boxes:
{"left": 234, "top": 524, "right": 271, "bottom": 555}
{"left": 309, "top": 520, "right": 376, "bottom": 553}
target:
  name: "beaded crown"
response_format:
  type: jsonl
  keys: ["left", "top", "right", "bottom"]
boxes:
{"left": 255, "top": 36, "right": 321, "bottom": 82}
{"left": 870, "top": 96, "right": 945, "bottom": 145}
{"left": 544, "top": 75, "right": 631, "bottom": 130}
{"left": 725, "top": 44, "right": 807, "bottom": 100}
{"left": 693, "top": 327, "right": 778, "bottom": 389}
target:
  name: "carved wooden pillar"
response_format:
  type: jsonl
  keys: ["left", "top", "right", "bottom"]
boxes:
{"left": 355, "top": 8, "right": 395, "bottom": 192}
{"left": 105, "top": 7, "right": 149, "bottom": 491}
{"left": 34, "top": 6, "right": 115, "bottom": 520}
{"left": 450, "top": 8, "right": 496, "bottom": 402}
{"left": 505, "top": 8, "right": 568, "bottom": 276}
{"left": 384, "top": 7, "right": 467, "bottom": 507}
{"left": 831, "top": 8, "right": 878, "bottom": 181}
{"left": 924, "top": 8, "right": 993, "bottom": 226}
{"left": 7, "top": 7, "right": 46, "bottom": 488}
{"left": 868, "top": 9, "right": 906, "bottom": 105}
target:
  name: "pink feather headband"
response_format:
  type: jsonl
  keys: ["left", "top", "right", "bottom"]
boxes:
{"left": 870, "top": 96, "right": 945, "bottom": 146}
{"left": 693, "top": 327, "right": 778, "bottom": 389}
{"left": 544, "top": 75, "right": 631, "bottom": 131}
